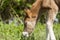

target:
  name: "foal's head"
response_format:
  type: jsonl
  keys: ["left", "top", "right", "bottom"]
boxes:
{"left": 23, "top": 9, "right": 37, "bottom": 37}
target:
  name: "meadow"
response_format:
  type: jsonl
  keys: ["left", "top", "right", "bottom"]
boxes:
{"left": 0, "top": 21, "right": 60, "bottom": 40}
{"left": 0, "top": 0, "right": 60, "bottom": 40}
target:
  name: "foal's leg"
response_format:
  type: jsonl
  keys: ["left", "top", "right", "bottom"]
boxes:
{"left": 46, "top": 8, "right": 58, "bottom": 40}
{"left": 46, "top": 0, "right": 58, "bottom": 40}
{"left": 46, "top": 27, "right": 50, "bottom": 40}
{"left": 46, "top": 4, "right": 58, "bottom": 40}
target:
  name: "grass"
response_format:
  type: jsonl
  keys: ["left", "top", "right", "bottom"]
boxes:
{"left": 0, "top": 21, "right": 60, "bottom": 40}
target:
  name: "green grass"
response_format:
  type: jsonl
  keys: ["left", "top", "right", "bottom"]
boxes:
{"left": 0, "top": 22, "right": 60, "bottom": 40}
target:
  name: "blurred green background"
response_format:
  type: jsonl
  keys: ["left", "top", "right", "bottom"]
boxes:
{"left": 0, "top": 0, "right": 60, "bottom": 40}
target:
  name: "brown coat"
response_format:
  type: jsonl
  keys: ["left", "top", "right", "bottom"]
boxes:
{"left": 54, "top": 0, "right": 60, "bottom": 9}
{"left": 42, "top": 0, "right": 60, "bottom": 9}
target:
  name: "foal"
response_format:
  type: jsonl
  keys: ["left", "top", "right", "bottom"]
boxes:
{"left": 23, "top": 0, "right": 59, "bottom": 40}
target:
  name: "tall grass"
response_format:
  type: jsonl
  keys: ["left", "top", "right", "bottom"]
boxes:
{"left": 0, "top": 21, "right": 60, "bottom": 40}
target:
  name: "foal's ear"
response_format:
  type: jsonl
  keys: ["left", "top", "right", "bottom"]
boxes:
{"left": 24, "top": 8, "right": 32, "bottom": 18}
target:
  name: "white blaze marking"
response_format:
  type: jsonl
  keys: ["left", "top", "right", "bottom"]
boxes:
{"left": 26, "top": 21, "right": 36, "bottom": 27}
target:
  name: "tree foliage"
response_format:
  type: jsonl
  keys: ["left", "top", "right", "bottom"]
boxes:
{"left": 0, "top": 0, "right": 60, "bottom": 23}
{"left": 0, "top": 0, "right": 35, "bottom": 23}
